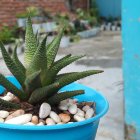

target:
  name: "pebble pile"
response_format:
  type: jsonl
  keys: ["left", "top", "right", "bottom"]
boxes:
{"left": 0, "top": 92, "right": 96, "bottom": 126}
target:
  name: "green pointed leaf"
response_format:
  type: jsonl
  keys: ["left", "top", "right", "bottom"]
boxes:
{"left": 44, "top": 55, "right": 85, "bottom": 85}
{"left": 28, "top": 83, "right": 59, "bottom": 104}
{"left": 0, "top": 98, "right": 20, "bottom": 110}
{"left": 47, "top": 90, "right": 84, "bottom": 105}
{"left": 0, "top": 74, "right": 26, "bottom": 100}
{"left": 24, "top": 70, "right": 42, "bottom": 96}
{"left": 0, "top": 42, "right": 25, "bottom": 85}
{"left": 24, "top": 17, "right": 37, "bottom": 67}
{"left": 50, "top": 55, "right": 85, "bottom": 75}
{"left": 47, "top": 27, "right": 65, "bottom": 68}
{"left": 35, "top": 30, "right": 40, "bottom": 47}
{"left": 27, "top": 35, "right": 47, "bottom": 75}
{"left": 56, "top": 70, "right": 103, "bottom": 90}
{"left": 53, "top": 54, "right": 71, "bottom": 66}
{"left": 12, "top": 46, "right": 26, "bottom": 74}
{"left": 56, "top": 72, "right": 77, "bottom": 80}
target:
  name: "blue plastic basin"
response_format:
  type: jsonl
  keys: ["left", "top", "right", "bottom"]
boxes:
{"left": 0, "top": 76, "right": 109, "bottom": 140}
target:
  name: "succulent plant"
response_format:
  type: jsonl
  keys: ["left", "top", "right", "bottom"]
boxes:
{"left": 0, "top": 16, "right": 103, "bottom": 110}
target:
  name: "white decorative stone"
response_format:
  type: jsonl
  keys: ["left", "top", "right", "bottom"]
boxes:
{"left": 5, "top": 114, "right": 32, "bottom": 125}
{"left": 60, "top": 99, "right": 68, "bottom": 105}
{"left": 46, "top": 118, "right": 55, "bottom": 125}
{"left": 37, "top": 122, "right": 44, "bottom": 126}
{"left": 82, "top": 105, "right": 90, "bottom": 112}
{"left": 2, "top": 92, "right": 14, "bottom": 101}
{"left": 50, "top": 111, "right": 61, "bottom": 123}
{"left": 68, "top": 104, "right": 78, "bottom": 115}
{"left": 59, "top": 104, "right": 68, "bottom": 111}
{"left": 67, "top": 99, "right": 75, "bottom": 106}
{"left": 0, "top": 118, "right": 4, "bottom": 123}
{"left": 24, "top": 122, "right": 35, "bottom": 126}
{"left": 7, "top": 92, "right": 14, "bottom": 98}
{"left": 59, "top": 100, "right": 69, "bottom": 111}
{"left": 85, "top": 108, "right": 94, "bottom": 119}
{"left": 0, "top": 110, "right": 9, "bottom": 118}
{"left": 39, "top": 103, "right": 51, "bottom": 119}
{"left": 74, "top": 115, "right": 85, "bottom": 122}
{"left": 68, "top": 122, "right": 74, "bottom": 124}
{"left": 2, "top": 96, "right": 12, "bottom": 101}
{"left": 76, "top": 108, "right": 85, "bottom": 117}
{"left": 57, "top": 122, "right": 64, "bottom": 125}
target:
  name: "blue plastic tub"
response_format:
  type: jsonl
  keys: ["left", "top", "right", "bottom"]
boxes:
{"left": 0, "top": 76, "right": 109, "bottom": 140}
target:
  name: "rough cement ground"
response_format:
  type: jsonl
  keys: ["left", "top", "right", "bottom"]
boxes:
{"left": 0, "top": 31, "right": 124, "bottom": 140}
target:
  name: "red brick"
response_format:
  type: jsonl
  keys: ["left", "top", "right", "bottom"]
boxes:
{"left": 0, "top": 0, "right": 88, "bottom": 27}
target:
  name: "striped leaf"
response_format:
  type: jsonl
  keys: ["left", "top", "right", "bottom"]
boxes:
{"left": 0, "top": 74, "right": 26, "bottom": 100}
{"left": 24, "top": 17, "right": 37, "bottom": 67}
{"left": 0, "top": 42, "right": 25, "bottom": 85}
{"left": 56, "top": 70, "right": 103, "bottom": 90}
{"left": 53, "top": 54, "right": 71, "bottom": 66}
{"left": 28, "top": 82, "right": 59, "bottom": 104}
{"left": 47, "top": 90, "right": 84, "bottom": 105}
{"left": 12, "top": 46, "right": 26, "bottom": 74}
{"left": 27, "top": 35, "right": 47, "bottom": 75}
{"left": 0, "top": 98, "right": 20, "bottom": 110}
{"left": 45, "top": 55, "right": 85, "bottom": 85}
{"left": 56, "top": 72, "right": 77, "bottom": 80}
{"left": 47, "top": 26, "right": 65, "bottom": 68}
{"left": 24, "top": 70, "right": 42, "bottom": 96}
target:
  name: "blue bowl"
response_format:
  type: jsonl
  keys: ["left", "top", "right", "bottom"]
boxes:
{"left": 0, "top": 76, "right": 109, "bottom": 140}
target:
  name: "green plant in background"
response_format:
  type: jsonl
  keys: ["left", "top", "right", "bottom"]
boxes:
{"left": 16, "top": 12, "right": 28, "bottom": 18}
{"left": 0, "top": 25, "right": 17, "bottom": 44}
{"left": 76, "top": 4, "right": 100, "bottom": 27}
{"left": 16, "top": 7, "right": 39, "bottom": 18}
{"left": 0, "top": 16, "right": 103, "bottom": 110}
{"left": 55, "top": 13, "right": 76, "bottom": 35}
{"left": 26, "top": 6, "right": 40, "bottom": 17}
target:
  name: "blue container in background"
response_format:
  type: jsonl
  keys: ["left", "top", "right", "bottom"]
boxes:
{"left": 0, "top": 76, "right": 109, "bottom": 140}
{"left": 95, "top": 0, "right": 121, "bottom": 18}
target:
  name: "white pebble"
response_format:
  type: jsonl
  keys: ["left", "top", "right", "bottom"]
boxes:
{"left": 74, "top": 115, "right": 85, "bottom": 122}
{"left": 39, "top": 103, "right": 51, "bottom": 119}
{"left": 59, "top": 100, "right": 69, "bottom": 110}
{"left": 46, "top": 118, "right": 55, "bottom": 125}
{"left": 5, "top": 114, "right": 32, "bottom": 125}
{"left": 2, "top": 92, "right": 14, "bottom": 101}
{"left": 57, "top": 122, "right": 64, "bottom": 125}
{"left": 59, "top": 104, "right": 68, "bottom": 111}
{"left": 68, "top": 122, "right": 74, "bottom": 124}
{"left": 67, "top": 99, "right": 75, "bottom": 106}
{"left": 7, "top": 92, "right": 14, "bottom": 98}
{"left": 24, "top": 122, "right": 35, "bottom": 126}
{"left": 0, "top": 110, "right": 9, "bottom": 118}
{"left": 76, "top": 108, "right": 85, "bottom": 117}
{"left": 50, "top": 111, "right": 61, "bottom": 123}
{"left": 37, "top": 122, "right": 44, "bottom": 126}
{"left": 85, "top": 108, "right": 94, "bottom": 119}
{"left": 60, "top": 99, "right": 68, "bottom": 105}
{"left": 68, "top": 104, "right": 78, "bottom": 114}
{"left": 82, "top": 105, "right": 90, "bottom": 112}
{"left": 2, "top": 96, "right": 12, "bottom": 101}
{"left": 0, "top": 118, "right": 4, "bottom": 123}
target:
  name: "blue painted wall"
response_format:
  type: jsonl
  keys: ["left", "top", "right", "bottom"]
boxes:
{"left": 95, "top": 0, "right": 121, "bottom": 18}
{"left": 122, "top": 0, "right": 140, "bottom": 139}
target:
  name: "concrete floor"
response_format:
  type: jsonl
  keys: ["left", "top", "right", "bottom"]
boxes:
{"left": 0, "top": 31, "right": 124, "bottom": 140}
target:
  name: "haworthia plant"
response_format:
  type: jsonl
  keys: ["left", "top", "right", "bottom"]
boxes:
{"left": 0, "top": 16, "right": 103, "bottom": 109}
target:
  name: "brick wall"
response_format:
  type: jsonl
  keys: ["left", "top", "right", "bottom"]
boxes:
{"left": 0, "top": 0, "right": 88, "bottom": 27}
